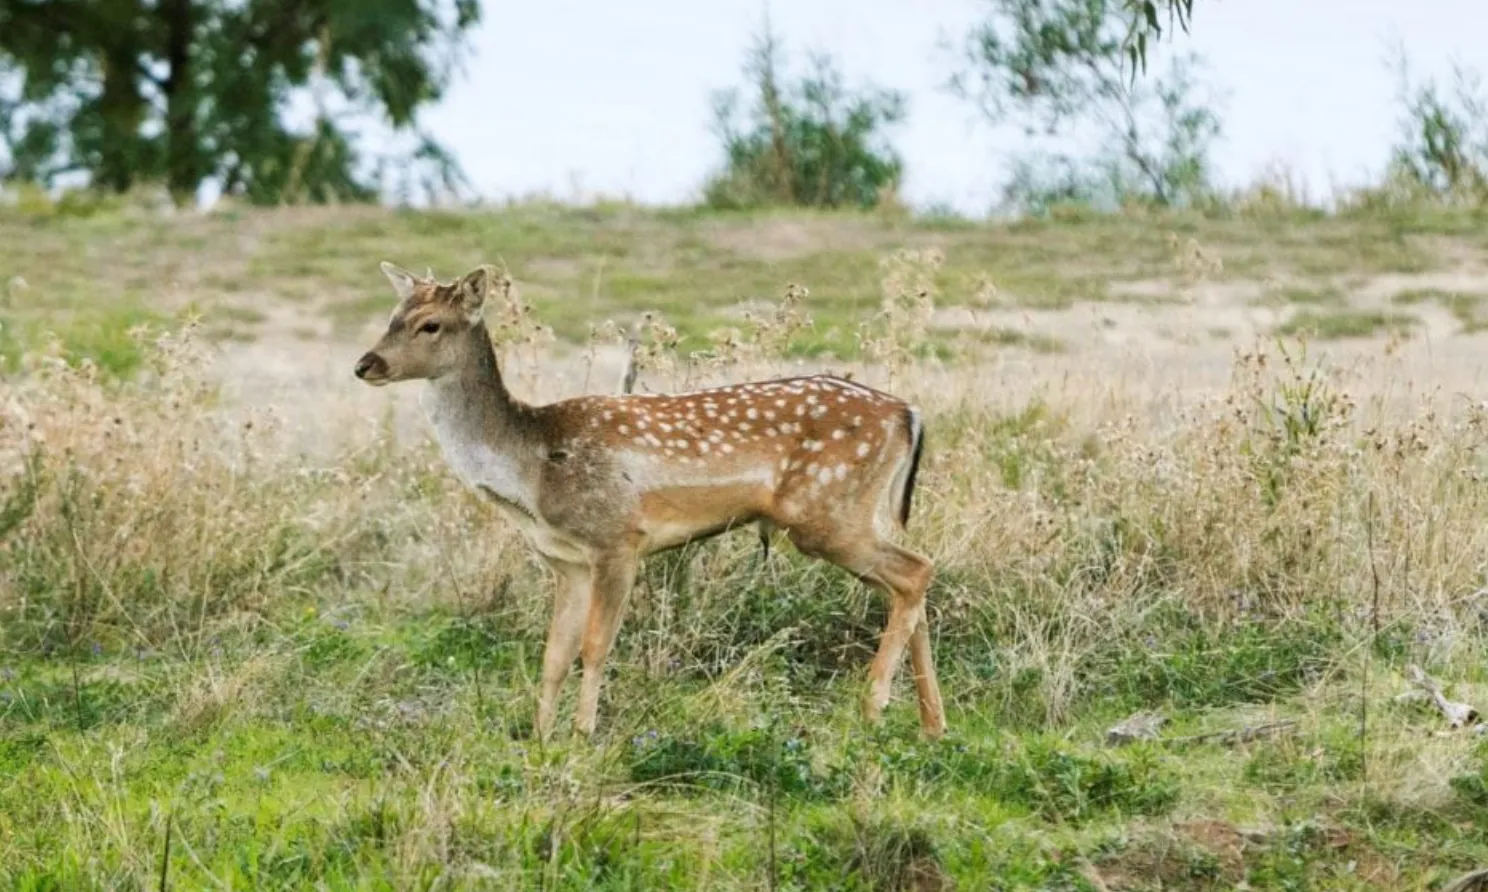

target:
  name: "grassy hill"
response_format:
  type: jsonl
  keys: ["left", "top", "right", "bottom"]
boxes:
{"left": 4, "top": 199, "right": 1488, "bottom": 889}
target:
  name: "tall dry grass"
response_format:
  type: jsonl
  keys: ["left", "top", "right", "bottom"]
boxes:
{"left": 3, "top": 265, "right": 1488, "bottom": 729}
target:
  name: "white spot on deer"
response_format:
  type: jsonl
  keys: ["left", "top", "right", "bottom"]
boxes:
{"left": 659, "top": 422, "right": 673, "bottom": 433}
{"left": 810, "top": 405, "right": 828, "bottom": 419}
{"left": 619, "top": 424, "right": 631, "bottom": 435}
{"left": 633, "top": 437, "right": 647, "bottom": 447}
{"left": 722, "top": 443, "right": 735, "bottom": 454}
{"left": 817, "top": 466, "right": 833, "bottom": 485}
{"left": 746, "top": 408, "right": 759, "bottom": 420}
{"left": 775, "top": 399, "right": 786, "bottom": 408}
{"left": 637, "top": 420, "right": 648, "bottom": 430}
{"left": 794, "top": 404, "right": 807, "bottom": 417}
{"left": 779, "top": 457, "right": 790, "bottom": 471}
{"left": 765, "top": 427, "right": 778, "bottom": 437}
{"left": 856, "top": 441, "right": 871, "bottom": 458}
{"left": 832, "top": 429, "right": 847, "bottom": 440}
{"left": 834, "top": 464, "right": 848, "bottom": 480}
{"left": 603, "top": 411, "right": 613, "bottom": 421}
{"left": 645, "top": 434, "right": 661, "bottom": 447}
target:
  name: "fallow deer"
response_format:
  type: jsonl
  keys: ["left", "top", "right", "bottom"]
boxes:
{"left": 353, "top": 262, "right": 946, "bottom": 739}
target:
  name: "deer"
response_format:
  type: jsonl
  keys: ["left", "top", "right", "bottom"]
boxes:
{"left": 353, "top": 261, "right": 946, "bottom": 740}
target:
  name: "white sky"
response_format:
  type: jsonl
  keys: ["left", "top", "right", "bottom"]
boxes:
{"left": 418, "top": 0, "right": 1487, "bottom": 214}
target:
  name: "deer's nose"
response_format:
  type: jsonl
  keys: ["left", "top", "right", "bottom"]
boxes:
{"left": 354, "top": 352, "right": 387, "bottom": 380}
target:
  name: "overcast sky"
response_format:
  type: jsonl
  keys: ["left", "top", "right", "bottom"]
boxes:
{"left": 418, "top": 0, "right": 1486, "bottom": 214}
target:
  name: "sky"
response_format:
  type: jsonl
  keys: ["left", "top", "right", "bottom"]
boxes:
{"left": 418, "top": 0, "right": 1488, "bottom": 215}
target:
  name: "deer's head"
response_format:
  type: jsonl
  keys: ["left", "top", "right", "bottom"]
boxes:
{"left": 354, "top": 262, "right": 496, "bottom": 386}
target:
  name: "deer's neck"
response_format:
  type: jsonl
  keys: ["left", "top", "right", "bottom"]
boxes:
{"left": 424, "top": 323, "right": 541, "bottom": 510}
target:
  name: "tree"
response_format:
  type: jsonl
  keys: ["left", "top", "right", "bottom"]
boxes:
{"left": 0, "top": 0, "right": 479, "bottom": 206}
{"left": 703, "top": 20, "right": 907, "bottom": 210}
{"left": 1120, "top": 0, "right": 1195, "bottom": 74}
{"left": 1383, "top": 48, "right": 1488, "bottom": 203}
{"left": 950, "top": 0, "right": 1221, "bottom": 214}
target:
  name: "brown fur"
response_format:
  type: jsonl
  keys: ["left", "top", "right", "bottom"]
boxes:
{"left": 355, "top": 262, "right": 946, "bottom": 739}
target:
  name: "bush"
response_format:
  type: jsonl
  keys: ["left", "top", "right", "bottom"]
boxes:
{"left": 704, "top": 21, "right": 906, "bottom": 210}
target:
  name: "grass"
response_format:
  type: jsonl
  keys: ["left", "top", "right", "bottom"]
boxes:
{"left": 0, "top": 198, "right": 1474, "bottom": 362}
{"left": 5, "top": 200, "right": 1488, "bottom": 888}
{"left": 1391, "top": 287, "right": 1488, "bottom": 333}
{"left": 1275, "top": 308, "right": 1418, "bottom": 340}
{"left": 1253, "top": 284, "right": 1346, "bottom": 307}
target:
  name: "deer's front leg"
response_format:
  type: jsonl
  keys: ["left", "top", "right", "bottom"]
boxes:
{"left": 574, "top": 548, "right": 639, "bottom": 737}
{"left": 536, "top": 557, "right": 592, "bottom": 739}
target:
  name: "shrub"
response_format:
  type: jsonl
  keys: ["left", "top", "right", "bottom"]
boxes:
{"left": 704, "top": 20, "right": 906, "bottom": 210}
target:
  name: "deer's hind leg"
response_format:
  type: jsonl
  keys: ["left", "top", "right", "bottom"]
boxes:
{"left": 787, "top": 524, "right": 945, "bottom": 738}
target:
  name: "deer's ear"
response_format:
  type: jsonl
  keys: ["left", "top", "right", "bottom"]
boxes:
{"left": 456, "top": 265, "right": 498, "bottom": 320}
{"left": 380, "top": 261, "right": 420, "bottom": 301}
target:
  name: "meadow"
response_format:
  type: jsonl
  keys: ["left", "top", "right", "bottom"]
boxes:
{"left": 5, "top": 196, "right": 1488, "bottom": 889}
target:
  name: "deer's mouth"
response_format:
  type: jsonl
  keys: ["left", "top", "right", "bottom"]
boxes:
{"left": 354, "top": 352, "right": 393, "bottom": 385}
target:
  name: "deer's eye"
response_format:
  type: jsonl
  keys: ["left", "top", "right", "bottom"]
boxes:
{"left": 419, "top": 321, "right": 440, "bottom": 335}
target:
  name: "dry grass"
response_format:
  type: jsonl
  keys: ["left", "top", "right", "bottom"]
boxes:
{"left": 4, "top": 203, "right": 1488, "bottom": 889}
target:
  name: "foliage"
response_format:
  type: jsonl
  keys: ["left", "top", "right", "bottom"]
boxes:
{"left": 704, "top": 20, "right": 907, "bottom": 210}
{"left": 951, "top": 0, "right": 1222, "bottom": 214}
{"left": 1120, "top": 0, "right": 1195, "bottom": 74}
{"left": 0, "top": 0, "right": 479, "bottom": 206}
{"left": 1378, "top": 49, "right": 1488, "bottom": 205}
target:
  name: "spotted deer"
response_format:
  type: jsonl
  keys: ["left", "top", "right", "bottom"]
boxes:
{"left": 354, "top": 262, "right": 946, "bottom": 739}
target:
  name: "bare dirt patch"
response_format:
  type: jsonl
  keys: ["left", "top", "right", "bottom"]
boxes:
{"left": 699, "top": 215, "right": 923, "bottom": 261}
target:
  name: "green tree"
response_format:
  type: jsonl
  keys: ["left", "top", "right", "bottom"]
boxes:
{"left": 0, "top": 0, "right": 479, "bottom": 206}
{"left": 1121, "top": 0, "right": 1195, "bottom": 73}
{"left": 1383, "top": 48, "right": 1488, "bottom": 203}
{"left": 951, "top": 0, "right": 1221, "bottom": 213}
{"left": 704, "top": 21, "right": 907, "bottom": 210}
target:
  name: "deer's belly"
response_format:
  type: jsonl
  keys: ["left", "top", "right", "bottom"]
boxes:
{"left": 635, "top": 482, "right": 769, "bottom": 552}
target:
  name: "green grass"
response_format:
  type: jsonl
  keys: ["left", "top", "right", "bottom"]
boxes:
{"left": 967, "top": 326, "right": 1066, "bottom": 354}
{"left": 1253, "top": 284, "right": 1347, "bottom": 307}
{"left": 0, "top": 303, "right": 167, "bottom": 376}
{"left": 1391, "top": 287, "right": 1488, "bottom": 333}
{"left": 1275, "top": 308, "right": 1418, "bottom": 340}
{"left": 0, "top": 200, "right": 1473, "bottom": 364}
{"left": 2, "top": 598, "right": 1485, "bottom": 890}
{"left": 7, "top": 200, "right": 1488, "bottom": 888}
